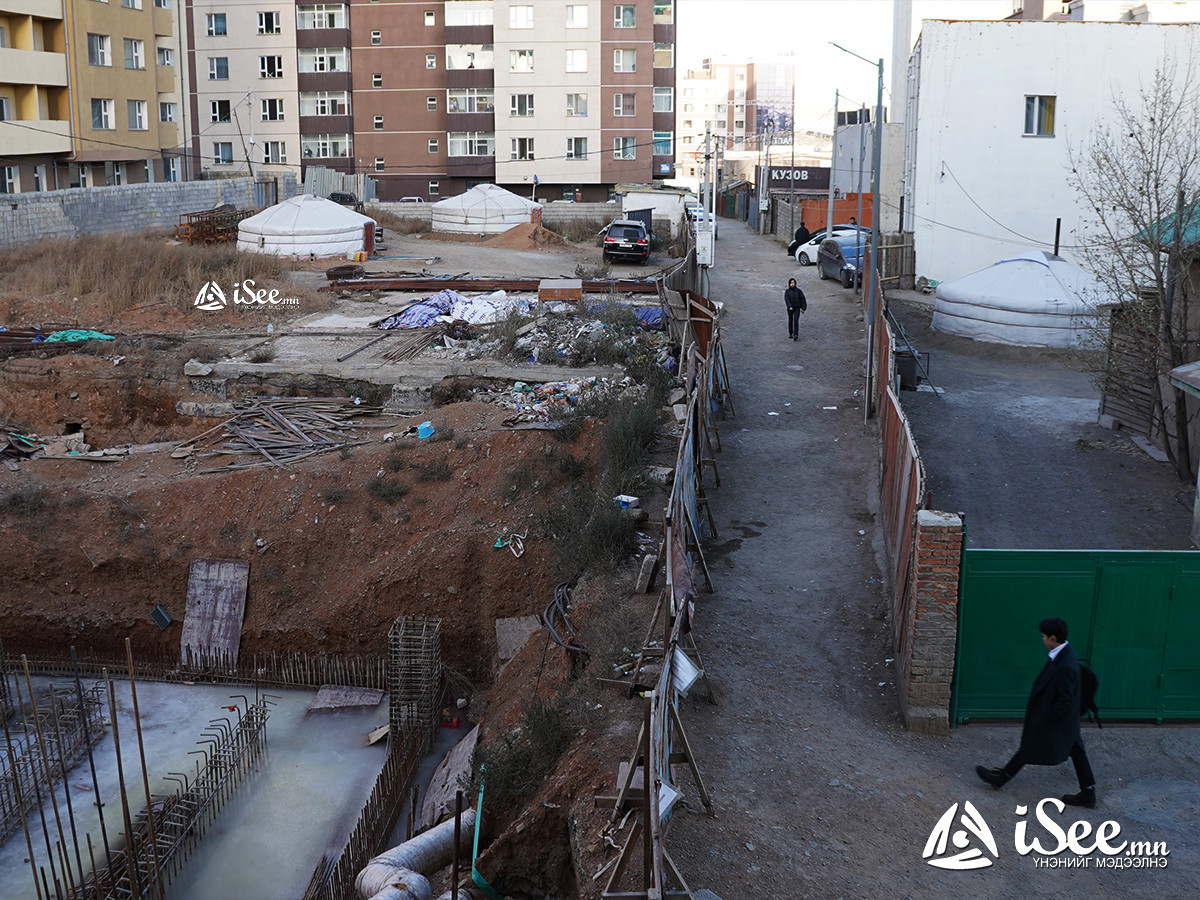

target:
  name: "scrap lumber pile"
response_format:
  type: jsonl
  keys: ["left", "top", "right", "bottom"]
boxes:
{"left": 175, "top": 397, "right": 381, "bottom": 471}
{"left": 380, "top": 328, "right": 439, "bottom": 362}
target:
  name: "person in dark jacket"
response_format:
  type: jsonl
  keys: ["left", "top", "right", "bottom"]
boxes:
{"left": 784, "top": 278, "right": 807, "bottom": 341}
{"left": 976, "top": 618, "right": 1097, "bottom": 807}
{"left": 787, "top": 222, "right": 812, "bottom": 256}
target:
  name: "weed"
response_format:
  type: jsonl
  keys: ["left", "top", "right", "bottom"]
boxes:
{"left": 504, "top": 461, "right": 537, "bottom": 498}
{"left": 337, "top": 446, "right": 354, "bottom": 460}
{"left": 599, "top": 397, "right": 662, "bottom": 488}
{"left": 386, "top": 448, "right": 407, "bottom": 472}
{"left": 219, "top": 520, "right": 239, "bottom": 541}
{"left": 323, "top": 486, "right": 351, "bottom": 503}
{"left": 431, "top": 426, "right": 456, "bottom": 443}
{"left": 463, "top": 697, "right": 570, "bottom": 802}
{"left": 366, "top": 506, "right": 382, "bottom": 522}
{"left": 557, "top": 454, "right": 587, "bottom": 480}
{"left": 574, "top": 260, "right": 612, "bottom": 279}
{"left": 367, "top": 476, "right": 410, "bottom": 504}
{"left": 546, "top": 217, "right": 610, "bottom": 243}
{"left": 366, "top": 208, "right": 430, "bottom": 234}
{"left": 455, "top": 437, "right": 469, "bottom": 450}
{"left": 540, "top": 486, "right": 639, "bottom": 578}
{"left": 176, "top": 541, "right": 195, "bottom": 556}
{"left": 590, "top": 299, "right": 639, "bottom": 328}
{"left": 488, "top": 308, "right": 529, "bottom": 359}
{"left": 417, "top": 460, "right": 453, "bottom": 482}
{"left": 185, "top": 341, "right": 223, "bottom": 363}
{"left": 248, "top": 345, "right": 277, "bottom": 363}
{"left": 0, "top": 485, "right": 54, "bottom": 515}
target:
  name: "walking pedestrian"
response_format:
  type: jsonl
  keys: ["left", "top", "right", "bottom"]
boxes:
{"left": 975, "top": 617, "right": 1098, "bottom": 807}
{"left": 784, "top": 277, "right": 806, "bottom": 341}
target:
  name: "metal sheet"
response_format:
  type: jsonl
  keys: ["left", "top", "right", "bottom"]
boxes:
{"left": 181, "top": 558, "right": 250, "bottom": 665}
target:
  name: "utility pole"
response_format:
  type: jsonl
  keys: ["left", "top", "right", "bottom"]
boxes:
{"left": 789, "top": 71, "right": 797, "bottom": 238}
{"left": 855, "top": 106, "right": 865, "bottom": 295}
{"left": 826, "top": 90, "right": 839, "bottom": 234}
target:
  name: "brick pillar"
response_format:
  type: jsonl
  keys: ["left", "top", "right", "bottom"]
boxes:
{"left": 899, "top": 510, "right": 963, "bottom": 735}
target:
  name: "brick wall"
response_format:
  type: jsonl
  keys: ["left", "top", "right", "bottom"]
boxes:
{"left": 0, "top": 175, "right": 298, "bottom": 250}
{"left": 898, "top": 509, "right": 964, "bottom": 735}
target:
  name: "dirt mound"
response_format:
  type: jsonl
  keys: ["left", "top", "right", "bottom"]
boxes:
{"left": 484, "top": 223, "right": 567, "bottom": 251}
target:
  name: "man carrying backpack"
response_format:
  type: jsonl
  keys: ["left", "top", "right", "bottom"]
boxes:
{"left": 975, "top": 617, "right": 1098, "bottom": 807}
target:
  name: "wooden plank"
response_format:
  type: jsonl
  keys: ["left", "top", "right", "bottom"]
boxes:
{"left": 180, "top": 559, "right": 251, "bottom": 667}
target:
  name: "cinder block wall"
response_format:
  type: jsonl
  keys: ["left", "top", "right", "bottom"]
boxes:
{"left": 0, "top": 175, "right": 298, "bottom": 250}
{"left": 898, "top": 509, "right": 963, "bottom": 735}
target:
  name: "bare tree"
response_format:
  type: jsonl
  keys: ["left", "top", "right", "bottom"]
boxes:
{"left": 1067, "top": 57, "right": 1200, "bottom": 482}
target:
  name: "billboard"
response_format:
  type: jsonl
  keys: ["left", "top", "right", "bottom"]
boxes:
{"left": 767, "top": 166, "right": 830, "bottom": 191}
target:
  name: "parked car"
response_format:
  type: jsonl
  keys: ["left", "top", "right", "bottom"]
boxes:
{"left": 398, "top": 196, "right": 425, "bottom": 203}
{"left": 817, "top": 233, "right": 867, "bottom": 288}
{"left": 684, "top": 201, "right": 703, "bottom": 224}
{"left": 603, "top": 219, "right": 651, "bottom": 264}
{"left": 794, "top": 224, "right": 868, "bottom": 265}
{"left": 328, "top": 191, "right": 363, "bottom": 211}
{"left": 691, "top": 210, "right": 719, "bottom": 240}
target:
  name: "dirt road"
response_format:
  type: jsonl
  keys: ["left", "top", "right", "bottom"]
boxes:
{"left": 665, "top": 223, "right": 1200, "bottom": 899}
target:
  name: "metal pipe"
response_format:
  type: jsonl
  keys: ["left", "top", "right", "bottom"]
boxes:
{"left": 355, "top": 809, "right": 478, "bottom": 900}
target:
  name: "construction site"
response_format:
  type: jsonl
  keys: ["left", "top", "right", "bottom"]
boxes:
{"left": 0, "top": 211, "right": 725, "bottom": 900}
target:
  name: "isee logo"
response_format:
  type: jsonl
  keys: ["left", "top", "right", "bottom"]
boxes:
{"left": 194, "top": 280, "right": 300, "bottom": 311}
{"left": 924, "top": 799, "right": 1170, "bottom": 871}
{"left": 923, "top": 801, "right": 999, "bottom": 870}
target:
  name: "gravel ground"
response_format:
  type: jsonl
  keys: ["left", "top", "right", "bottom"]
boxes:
{"left": 664, "top": 222, "right": 1200, "bottom": 899}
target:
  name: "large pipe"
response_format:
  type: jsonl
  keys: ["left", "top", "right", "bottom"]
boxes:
{"left": 356, "top": 810, "right": 478, "bottom": 900}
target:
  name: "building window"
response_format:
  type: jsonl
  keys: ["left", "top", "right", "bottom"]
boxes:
{"left": 163, "top": 157, "right": 179, "bottom": 182}
{"left": 301, "top": 48, "right": 345, "bottom": 72}
{"left": 566, "top": 137, "right": 587, "bottom": 160}
{"left": 91, "top": 98, "right": 113, "bottom": 130}
{"left": 429, "top": 180, "right": 439, "bottom": 195}
{"left": 155, "top": 0, "right": 172, "bottom": 8}
{"left": 566, "top": 93, "right": 587, "bottom": 116}
{"left": 613, "top": 49, "right": 635, "bottom": 73}
{"left": 374, "top": 157, "right": 385, "bottom": 172}
{"left": 127, "top": 100, "right": 147, "bottom": 130}
{"left": 1024, "top": 95, "right": 1055, "bottom": 137}
{"left": 653, "top": 131, "right": 672, "bottom": 155}
{"left": 33, "top": 164, "right": 46, "bottom": 191}
{"left": 0, "top": 166, "right": 15, "bottom": 194}
{"left": 0, "top": 98, "right": 8, "bottom": 121}
{"left": 301, "top": 134, "right": 352, "bottom": 158}
{"left": 448, "top": 132, "right": 494, "bottom": 156}
{"left": 448, "top": 88, "right": 494, "bottom": 113}
{"left": 509, "top": 5, "right": 533, "bottom": 28}
{"left": 426, "top": 54, "right": 437, "bottom": 69}
{"left": 160, "top": 101, "right": 177, "bottom": 122}
{"left": 261, "top": 98, "right": 285, "bottom": 121}
{"left": 427, "top": 96, "right": 438, "bottom": 111}
{"left": 70, "top": 164, "right": 89, "bottom": 189}
{"left": 373, "top": 115, "right": 383, "bottom": 130}
{"left": 300, "top": 91, "right": 349, "bottom": 115}
{"left": 258, "top": 11, "right": 282, "bottom": 34}
{"left": 510, "top": 137, "right": 534, "bottom": 161}
{"left": 510, "top": 93, "right": 534, "bottom": 117}
{"left": 654, "top": 1, "right": 673, "bottom": 23}
{"left": 510, "top": 49, "right": 534, "bottom": 73}
{"left": 209, "top": 57, "right": 229, "bottom": 80}
{"left": 123, "top": 38, "right": 144, "bottom": 70}
{"left": 566, "top": 4, "right": 588, "bottom": 27}
{"left": 297, "top": 4, "right": 347, "bottom": 29}
{"left": 614, "top": 93, "right": 635, "bottom": 116}
{"left": 653, "top": 86, "right": 673, "bottom": 112}
{"left": 262, "top": 141, "right": 287, "bottom": 164}
{"left": 428, "top": 138, "right": 439, "bottom": 153}
{"left": 614, "top": 5, "right": 636, "bottom": 27}
{"left": 445, "top": 3, "right": 490, "bottom": 25}
{"left": 157, "top": 47, "right": 175, "bottom": 66}
{"left": 260, "top": 55, "right": 284, "bottom": 78}
{"left": 425, "top": 10, "right": 435, "bottom": 25}
{"left": 371, "top": 30, "right": 382, "bottom": 44}
{"left": 210, "top": 100, "right": 231, "bottom": 122}
{"left": 213, "top": 142, "right": 234, "bottom": 164}
{"left": 87, "top": 34, "right": 111, "bottom": 67}
{"left": 565, "top": 49, "right": 587, "bottom": 72}
{"left": 110, "top": 162, "right": 125, "bottom": 186}
{"left": 121, "top": 0, "right": 141, "bottom": 9}
{"left": 372, "top": 73, "right": 382, "bottom": 87}
{"left": 654, "top": 42, "right": 673, "bottom": 68}
{"left": 206, "top": 14, "right": 226, "bottom": 36}
{"left": 613, "top": 136, "right": 635, "bottom": 160}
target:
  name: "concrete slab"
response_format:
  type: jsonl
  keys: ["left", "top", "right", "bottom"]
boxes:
{"left": 307, "top": 685, "right": 384, "bottom": 713}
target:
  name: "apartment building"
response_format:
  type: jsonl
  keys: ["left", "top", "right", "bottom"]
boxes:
{"left": 63, "top": 0, "right": 185, "bottom": 188}
{"left": 0, "top": 2, "right": 71, "bottom": 193}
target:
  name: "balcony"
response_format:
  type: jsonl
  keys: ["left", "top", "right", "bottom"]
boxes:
{"left": 445, "top": 157, "right": 495, "bottom": 179}
{"left": 443, "top": 25, "right": 493, "bottom": 44}
{"left": 300, "top": 114, "right": 352, "bottom": 135}
{"left": 0, "top": 118, "right": 71, "bottom": 156}
{"left": 445, "top": 69, "right": 493, "bottom": 90}
{"left": 297, "top": 71, "right": 352, "bottom": 92}
{"left": 297, "top": 28, "right": 350, "bottom": 49}
{"left": 0, "top": 47, "right": 68, "bottom": 87}
{"left": 446, "top": 111, "right": 493, "bottom": 132}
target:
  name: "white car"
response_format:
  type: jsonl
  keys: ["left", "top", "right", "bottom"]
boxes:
{"left": 794, "top": 225, "right": 867, "bottom": 265}
{"left": 691, "top": 209, "right": 719, "bottom": 240}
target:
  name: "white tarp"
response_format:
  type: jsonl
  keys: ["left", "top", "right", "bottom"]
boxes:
{"left": 237, "top": 194, "right": 374, "bottom": 257}
{"left": 430, "top": 183, "right": 542, "bottom": 234}
{"left": 932, "top": 251, "right": 1110, "bottom": 348}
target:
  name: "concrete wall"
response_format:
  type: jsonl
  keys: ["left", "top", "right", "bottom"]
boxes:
{"left": 368, "top": 199, "right": 625, "bottom": 232}
{"left": 897, "top": 509, "right": 963, "bottom": 735}
{"left": 0, "top": 175, "right": 298, "bottom": 249}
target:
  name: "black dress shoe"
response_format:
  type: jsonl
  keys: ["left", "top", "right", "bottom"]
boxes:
{"left": 1062, "top": 788, "right": 1097, "bottom": 808}
{"left": 975, "top": 765, "right": 1010, "bottom": 788}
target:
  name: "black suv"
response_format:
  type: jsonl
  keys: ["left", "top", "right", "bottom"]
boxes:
{"left": 328, "top": 191, "right": 364, "bottom": 212}
{"left": 602, "top": 220, "right": 650, "bottom": 264}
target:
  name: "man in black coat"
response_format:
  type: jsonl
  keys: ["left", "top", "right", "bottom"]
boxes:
{"left": 976, "top": 618, "right": 1097, "bottom": 807}
{"left": 784, "top": 278, "right": 807, "bottom": 341}
{"left": 787, "top": 222, "right": 812, "bottom": 256}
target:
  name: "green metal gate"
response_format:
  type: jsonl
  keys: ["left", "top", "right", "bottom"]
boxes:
{"left": 952, "top": 550, "right": 1200, "bottom": 724}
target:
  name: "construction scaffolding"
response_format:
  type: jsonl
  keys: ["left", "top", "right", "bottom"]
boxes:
{"left": 387, "top": 616, "right": 442, "bottom": 751}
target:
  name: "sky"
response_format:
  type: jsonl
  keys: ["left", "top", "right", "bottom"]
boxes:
{"left": 676, "top": 0, "right": 1016, "bottom": 132}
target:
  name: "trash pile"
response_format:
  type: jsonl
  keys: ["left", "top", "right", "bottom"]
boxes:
{"left": 0, "top": 326, "right": 115, "bottom": 356}
{"left": 468, "top": 376, "right": 649, "bottom": 426}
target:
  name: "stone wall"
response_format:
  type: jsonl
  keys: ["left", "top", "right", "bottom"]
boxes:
{"left": 0, "top": 175, "right": 298, "bottom": 250}
{"left": 898, "top": 509, "right": 964, "bottom": 735}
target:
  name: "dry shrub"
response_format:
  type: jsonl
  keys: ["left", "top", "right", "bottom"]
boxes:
{"left": 545, "top": 216, "right": 610, "bottom": 243}
{"left": 366, "top": 208, "right": 430, "bottom": 234}
{"left": 0, "top": 232, "right": 316, "bottom": 317}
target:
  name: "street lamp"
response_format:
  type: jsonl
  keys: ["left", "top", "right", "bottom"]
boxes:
{"left": 830, "top": 42, "right": 884, "bottom": 422}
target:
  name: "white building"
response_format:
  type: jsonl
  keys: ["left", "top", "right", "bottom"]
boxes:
{"left": 902, "top": 18, "right": 1200, "bottom": 284}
